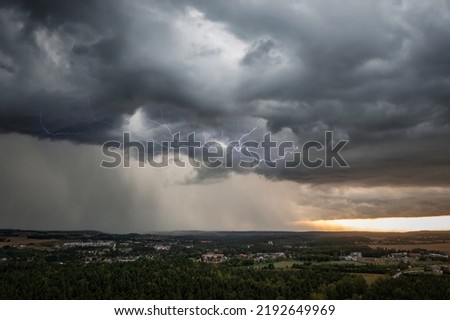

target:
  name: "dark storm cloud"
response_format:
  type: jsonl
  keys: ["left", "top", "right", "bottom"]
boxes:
{"left": 1, "top": 0, "right": 450, "bottom": 187}
{"left": 240, "top": 39, "right": 278, "bottom": 66}
{"left": 0, "top": 133, "right": 306, "bottom": 231}
{"left": 0, "top": 0, "right": 215, "bottom": 141}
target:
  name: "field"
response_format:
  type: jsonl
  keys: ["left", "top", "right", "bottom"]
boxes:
{"left": 0, "top": 236, "right": 56, "bottom": 248}
{"left": 273, "top": 260, "right": 303, "bottom": 268}
{"left": 370, "top": 242, "right": 450, "bottom": 255}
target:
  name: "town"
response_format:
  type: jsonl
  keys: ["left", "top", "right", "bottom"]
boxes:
{"left": 1, "top": 230, "right": 449, "bottom": 274}
{"left": 1, "top": 230, "right": 450, "bottom": 299}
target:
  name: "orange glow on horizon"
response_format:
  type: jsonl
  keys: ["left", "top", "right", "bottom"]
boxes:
{"left": 293, "top": 215, "right": 450, "bottom": 232}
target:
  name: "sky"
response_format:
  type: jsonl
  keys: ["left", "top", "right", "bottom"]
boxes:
{"left": 0, "top": 0, "right": 450, "bottom": 232}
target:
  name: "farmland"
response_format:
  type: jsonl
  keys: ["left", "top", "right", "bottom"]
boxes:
{"left": 0, "top": 236, "right": 57, "bottom": 248}
{"left": 370, "top": 242, "right": 450, "bottom": 255}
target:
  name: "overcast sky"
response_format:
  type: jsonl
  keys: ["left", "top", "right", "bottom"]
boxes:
{"left": 1, "top": 0, "right": 450, "bottom": 232}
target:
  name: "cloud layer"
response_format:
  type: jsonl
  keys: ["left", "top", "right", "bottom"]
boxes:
{"left": 1, "top": 133, "right": 449, "bottom": 232}
{"left": 1, "top": 1, "right": 450, "bottom": 230}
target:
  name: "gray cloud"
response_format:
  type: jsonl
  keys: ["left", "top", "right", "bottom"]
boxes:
{"left": 0, "top": 133, "right": 304, "bottom": 232}
{"left": 0, "top": 1, "right": 450, "bottom": 230}
{"left": 1, "top": 133, "right": 449, "bottom": 231}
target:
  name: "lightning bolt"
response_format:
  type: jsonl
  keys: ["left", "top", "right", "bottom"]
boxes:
{"left": 224, "top": 120, "right": 300, "bottom": 168}
{"left": 39, "top": 110, "right": 85, "bottom": 136}
{"left": 40, "top": 104, "right": 300, "bottom": 168}
{"left": 40, "top": 97, "right": 115, "bottom": 137}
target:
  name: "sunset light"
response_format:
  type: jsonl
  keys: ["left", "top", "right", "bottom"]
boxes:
{"left": 295, "top": 215, "right": 450, "bottom": 232}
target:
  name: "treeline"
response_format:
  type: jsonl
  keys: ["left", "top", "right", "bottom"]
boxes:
{"left": 298, "top": 263, "right": 393, "bottom": 274}
{"left": 0, "top": 260, "right": 354, "bottom": 299}
{"left": 0, "top": 260, "right": 449, "bottom": 299}
{"left": 364, "top": 274, "right": 450, "bottom": 299}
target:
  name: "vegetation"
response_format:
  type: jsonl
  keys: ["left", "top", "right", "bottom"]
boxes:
{"left": 364, "top": 274, "right": 450, "bottom": 299}
{"left": 1, "top": 230, "right": 449, "bottom": 299}
{"left": 0, "top": 259, "right": 354, "bottom": 299}
{"left": 0, "top": 259, "right": 449, "bottom": 299}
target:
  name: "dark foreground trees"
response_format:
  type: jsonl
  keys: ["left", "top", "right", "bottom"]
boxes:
{"left": 0, "top": 260, "right": 448, "bottom": 299}
{"left": 364, "top": 274, "right": 450, "bottom": 299}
